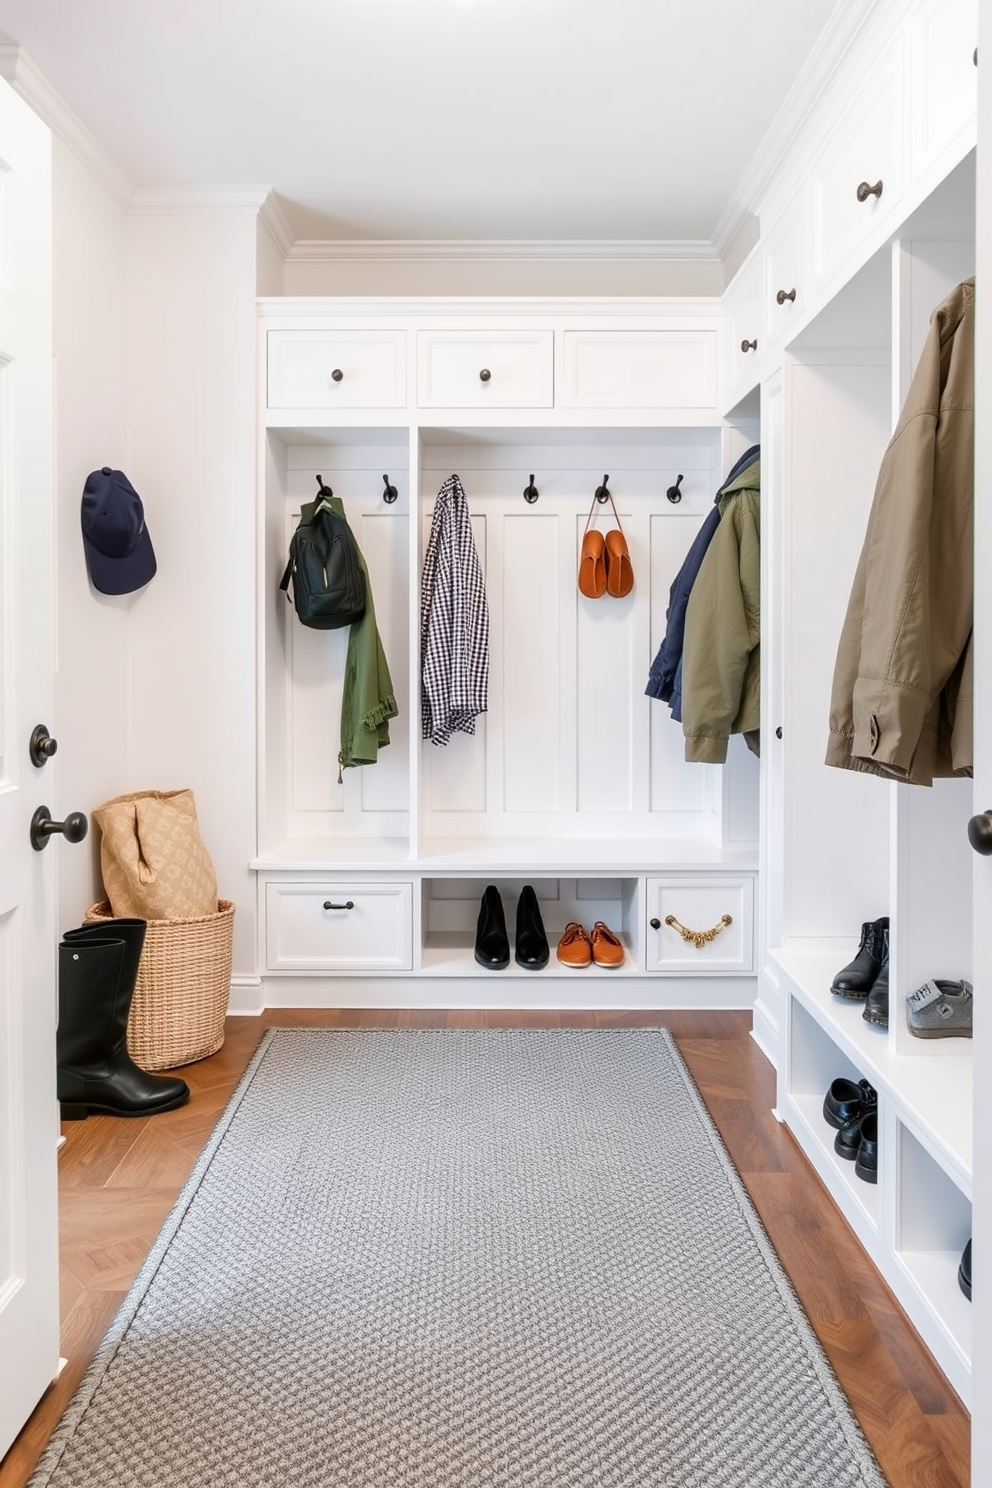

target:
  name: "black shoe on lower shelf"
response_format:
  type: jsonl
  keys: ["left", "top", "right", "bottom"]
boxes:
{"left": 515, "top": 884, "right": 549, "bottom": 970}
{"left": 823, "top": 1076, "right": 876, "bottom": 1130}
{"left": 475, "top": 885, "right": 510, "bottom": 970}
{"left": 854, "top": 1110, "right": 878, "bottom": 1184}
{"left": 958, "top": 1239, "right": 971, "bottom": 1301}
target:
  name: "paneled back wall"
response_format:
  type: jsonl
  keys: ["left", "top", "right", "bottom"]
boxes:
{"left": 419, "top": 432, "right": 725, "bottom": 847}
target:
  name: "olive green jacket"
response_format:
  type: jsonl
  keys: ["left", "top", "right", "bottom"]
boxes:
{"left": 681, "top": 458, "right": 761, "bottom": 763}
{"left": 825, "top": 278, "right": 974, "bottom": 786}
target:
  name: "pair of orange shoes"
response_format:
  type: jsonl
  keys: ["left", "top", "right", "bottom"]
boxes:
{"left": 578, "top": 529, "right": 633, "bottom": 599}
{"left": 556, "top": 921, "right": 625, "bottom": 968}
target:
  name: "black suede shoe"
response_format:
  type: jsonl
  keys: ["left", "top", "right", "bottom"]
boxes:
{"left": 854, "top": 1110, "right": 878, "bottom": 1183}
{"left": 862, "top": 927, "right": 890, "bottom": 1027}
{"left": 823, "top": 1076, "right": 876, "bottom": 1130}
{"left": 958, "top": 1239, "right": 971, "bottom": 1301}
{"left": 515, "top": 885, "right": 549, "bottom": 970}
{"left": 831, "top": 917, "right": 889, "bottom": 998}
{"left": 475, "top": 885, "right": 509, "bottom": 970}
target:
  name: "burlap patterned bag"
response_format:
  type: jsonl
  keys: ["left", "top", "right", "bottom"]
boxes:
{"left": 93, "top": 789, "right": 218, "bottom": 920}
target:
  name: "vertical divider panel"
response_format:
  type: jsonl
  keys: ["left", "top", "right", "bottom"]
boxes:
{"left": 409, "top": 425, "right": 422, "bottom": 862}
{"left": 888, "top": 236, "right": 976, "bottom": 1056}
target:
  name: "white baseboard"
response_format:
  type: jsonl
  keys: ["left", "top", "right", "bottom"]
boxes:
{"left": 228, "top": 977, "right": 265, "bottom": 1016}
{"left": 749, "top": 996, "right": 780, "bottom": 1070}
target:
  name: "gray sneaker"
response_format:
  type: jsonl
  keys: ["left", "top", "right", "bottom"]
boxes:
{"left": 906, "top": 979, "right": 973, "bottom": 1039}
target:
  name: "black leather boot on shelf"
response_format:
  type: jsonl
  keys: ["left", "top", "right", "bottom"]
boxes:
{"left": 57, "top": 920, "right": 191, "bottom": 1120}
{"left": 515, "top": 885, "right": 549, "bottom": 970}
{"left": 830, "top": 916, "right": 889, "bottom": 998}
{"left": 474, "top": 885, "right": 510, "bottom": 970}
{"left": 862, "top": 926, "right": 890, "bottom": 1028}
{"left": 958, "top": 1239, "right": 972, "bottom": 1301}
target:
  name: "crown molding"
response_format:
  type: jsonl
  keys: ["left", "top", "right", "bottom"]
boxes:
{"left": 129, "top": 187, "right": 272, "bottom": 216}
{"left": 286, "top": 238, "right": 720, "bottom": 264}
{"left": 258, "top": 191, "right": 295, "bottom": 256}
{"left": 711, "top": 0, "right": 888, "bottom": 254}
{"left": 0, "top": 44, "right": 133, "bottom": 206}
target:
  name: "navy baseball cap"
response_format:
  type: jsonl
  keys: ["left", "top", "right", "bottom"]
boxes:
{"left": 81, "top": 467, "right": 157, "bottom": 595}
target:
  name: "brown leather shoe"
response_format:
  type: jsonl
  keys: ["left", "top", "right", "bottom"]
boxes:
{"left": 590, "top": 921, "right": 624, "bottom": 967}
{"left": 604, "top": 529, "right": 633, "bottom": 597}
{"left": 557, "top": 921, "right": 593, "bottom": 967}
{"left": 578, "top": 531, "right": 607, "bottom": 598}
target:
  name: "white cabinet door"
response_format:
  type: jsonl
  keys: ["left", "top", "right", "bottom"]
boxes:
{"left": 267, "top": 329, "right": 407, "bottom": 408}
{"left": 809, "top": 37, "right": 906, "bottom": 297}
{"left": 910, "top": 0, "right": 979, "bottom": 182}
{"left": 265, "top": 882, "right": 414, "bottom": 972}
{"left": 0, "top": 77, "right": 60, "bottom": 1461}
{"left": 559, "top": 331, "right": 718, "bottom": 411}
{"left": 723, "top": 253, "right": 763, "bottom": 411}
{"left": 763, "top": 192, "right": 806, "bottom": 354}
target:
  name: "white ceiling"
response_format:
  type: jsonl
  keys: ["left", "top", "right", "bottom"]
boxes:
{"left": 0, "top": 0, "right": 839, "bottom": 244}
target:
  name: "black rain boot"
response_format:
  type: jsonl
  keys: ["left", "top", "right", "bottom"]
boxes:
{"left": 830, "top": 916, "right": 889, "bottom": 998}
{"left": 58, "top": 924, "right": 190, "bottom": 1120}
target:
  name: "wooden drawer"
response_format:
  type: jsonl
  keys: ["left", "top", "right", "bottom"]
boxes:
{"left": 644, "top": 875, "right": 754, "bottom": 974}
{"left": 809, "top": 39, "right": 906, "bottom": 295}
{"left": 265, "top": 881, "right": 413, "bottom": 972}
{"left": 560, "top": 330, "right": 718, "bottom": 410}
{"left": 267, "top": 330, "right": 407, "bottom": 408}
{"left": 417, "top": 330, "right": 553, "bottom": 408}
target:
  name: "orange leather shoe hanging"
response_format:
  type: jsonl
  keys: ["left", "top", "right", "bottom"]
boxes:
{"left": 578, "top": 529, "right": 607, "bottom": 598}
{"left": 605, "top": 528, "right": 634, "bottom": 597}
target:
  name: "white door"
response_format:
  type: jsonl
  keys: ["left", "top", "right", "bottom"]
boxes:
{"left": 0, "top": 76, "right": 60, "bottom": 1458}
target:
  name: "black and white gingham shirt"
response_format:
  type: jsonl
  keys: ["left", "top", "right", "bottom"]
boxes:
{"left": 420, "top": 474, "right": 490, "bottom": 745}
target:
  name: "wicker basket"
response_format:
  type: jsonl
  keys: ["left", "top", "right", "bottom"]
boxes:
{"left": 84, "top": 899, "right": 235, "bottom": 1070}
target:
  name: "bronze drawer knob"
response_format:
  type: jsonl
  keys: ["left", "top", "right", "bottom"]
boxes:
{"left": 856, "top": 180, "right": 883, "bottom": 202}
{"left": 741, "top": 338, "right": 757, "bottom": 353}
{"left": 479, "top": 368, "right": 492, "bottom": 382}
{"left": 776, "top": 288, "right": 796, "bottom": 304}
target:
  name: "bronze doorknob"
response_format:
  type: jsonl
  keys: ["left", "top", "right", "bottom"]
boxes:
{"left": 30, "top": 806, "right": 88, "bottom": 852}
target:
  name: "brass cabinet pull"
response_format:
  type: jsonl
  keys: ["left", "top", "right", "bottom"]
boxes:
{"left": 741, "top": 338, "right": 757, "bottom": 353}
{"left": 856, "top": 179, "right": 883, "bottom": 202}
{"left": 323, "top": 900, "right": 355, "bottom": 910}
{"left": 776, "top": 288, "right": 796, "bottom": 304}
{"left": 663, "top": 913, "right": 733, "bottom": 950}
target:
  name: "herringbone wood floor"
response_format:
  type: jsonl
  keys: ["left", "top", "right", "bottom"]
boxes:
{"left": 0, "top": 1010, "right": 971, "bottom": 1488}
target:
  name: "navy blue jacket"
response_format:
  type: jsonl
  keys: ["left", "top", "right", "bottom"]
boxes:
{"left": 645, "top": 445, "right": 760, "bottom": 721}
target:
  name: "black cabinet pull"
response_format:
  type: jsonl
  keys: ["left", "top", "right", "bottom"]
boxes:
{"left": 331, "top": 368, "right": 344, "bottom": 382}
{"left": 323, "top": 900, "right": 355, "bottom": 910}
{"left": 775, "top": 726, "right": 783, "bottom": 740}
{"left": 650, "top": 917, "right": 662, "bottom": 930}
{"left": 776, "top": 288, "right": 796, "bottom": 304}
{"left": 479, "top": 368, "right": 491, "bottom": 382}
{"left": 856, "top": 180, "right": 883, "bottom": 202}
{"left": 741, "top": 339, "right": 757, "bottom": 353}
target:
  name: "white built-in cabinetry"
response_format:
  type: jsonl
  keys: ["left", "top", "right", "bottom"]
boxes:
{"left": 724, "top": 0, "right": 978, "bottom": 1408}
{"left": 256, "top": 302, "right": 761, "bottom": 1010}
{"left": 252, "top": 0, "right": 980, "bottom": 1411}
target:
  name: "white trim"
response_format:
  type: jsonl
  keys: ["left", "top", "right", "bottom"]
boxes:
{"left": 228, "top": 976, "right": 265, "bottom": 1017}
{"left": 257, "top": 294, "right": 725, "bottom": 318}
{"left": 712, "top": 0, "right": 889, "bottom": 253}
{"left": 0, "top": 44, "right": 133, "bottom": 206}
{"left": 129, "top": 186, "right": 272, "bottom": 216}
{"left": 258, "top": 191, "right": 295, "bottom": 257}
{"left": 287, "top": 238, "right": 720, "bottom": 264}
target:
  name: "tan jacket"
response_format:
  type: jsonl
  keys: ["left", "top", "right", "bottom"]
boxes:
{"left": 682, "top": 460, "right": 761, "bottom": 763}
{"left": 826, "top": 278, "right": 974, "bottom": 786}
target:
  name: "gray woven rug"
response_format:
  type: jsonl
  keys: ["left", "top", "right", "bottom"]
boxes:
{"left": 31, "top": 1028, "right": 888, "bottom": 1488}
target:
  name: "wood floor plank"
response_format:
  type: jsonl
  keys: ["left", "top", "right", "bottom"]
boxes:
{"left": 0, "top": 1008, "right": 969, "bottom": 1488}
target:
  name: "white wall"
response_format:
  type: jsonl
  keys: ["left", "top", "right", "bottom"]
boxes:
{"left": 51, "top": 137, "right": 129, "bottom": 932}
{"left": 282, "top": 252, "right": 723, "bottom": 299}
{"left": 124, "top": 209, "right": 260, "bottom": 977}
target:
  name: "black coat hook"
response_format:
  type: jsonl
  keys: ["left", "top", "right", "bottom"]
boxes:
{"left": 666, "top": 474, "right": 684, "bottom": 505}
{"left": 315, "top": 474, "right": 332, "bottom": 498}
{"left": 523, "top": 474, "right": 539, "bottom": 504}
{"left": 382, "top": 474, "right": 398, "bottom": 504}
{"left": 595, "top": 475, "right": 610, "bottom": 503}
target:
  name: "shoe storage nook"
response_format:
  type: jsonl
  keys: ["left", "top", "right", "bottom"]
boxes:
{"left": 253, "top": 0, "right": 978, "bottom": 1408}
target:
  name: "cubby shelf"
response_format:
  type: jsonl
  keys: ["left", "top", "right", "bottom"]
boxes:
{"left": 772, "top": 943, "right": 972, "bottom": 1191}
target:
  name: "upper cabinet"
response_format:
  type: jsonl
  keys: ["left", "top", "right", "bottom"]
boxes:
{"left": 557, "top": 330, "right": 718, "bottom": 410}
{"left": 808, "top": 34, "right": 906, "bottom": 302}
{"left": 267, "top": 329, "right": 408, "bottom": 409}
{"left": 417, "top": 330, "right": 554, "bottom": 409}
{"left": 762, "top": 189, "right": 807, "bottom": 358}
{"left": 909, "top": 0, "right": 979, "bottom": 184}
